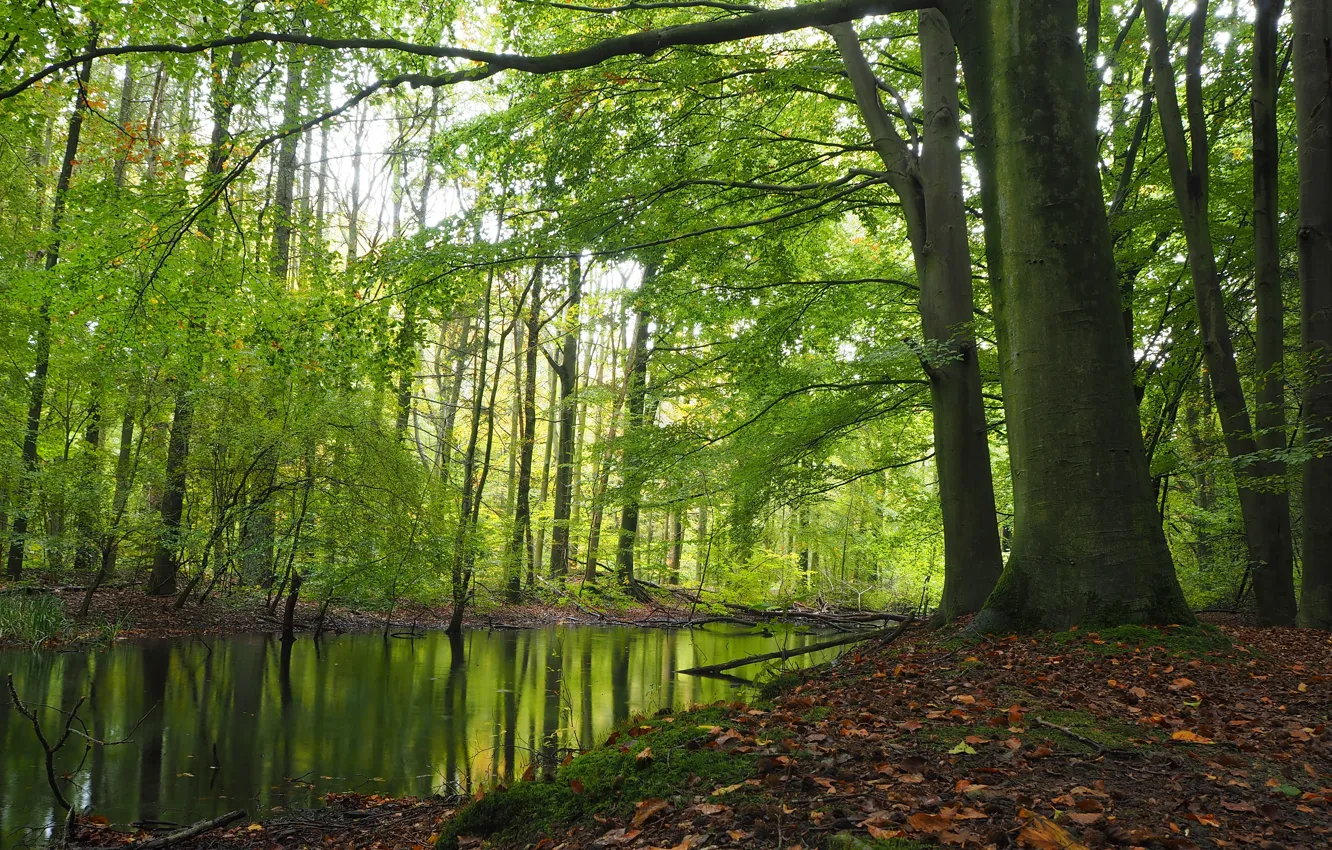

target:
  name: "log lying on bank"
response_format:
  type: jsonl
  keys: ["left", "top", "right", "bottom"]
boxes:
{"left": 127, "top": 809, "right": 247, "bottom": 849}
{"left": 678, "top": 615, "right": 912, "bottom": 677}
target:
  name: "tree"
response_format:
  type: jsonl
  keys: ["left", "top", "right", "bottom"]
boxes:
{"left": 1295, "top": 0, "right": 1332, "bottom": 628}
{"left": 950, "top": 0, "right": 1192, "bottom": 630}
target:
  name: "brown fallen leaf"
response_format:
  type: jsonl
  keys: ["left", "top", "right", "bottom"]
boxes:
{"left": 630, "top": 798, "right": 669, "bottom": 828}
{"left": 1170, "top": 730, "right": 1215, "bottom": 744}
{"left": 907, "top": 812, "right": 954, "bottom": 833}
{"left": 1017, "top": 809, "right": 1090, "bottom": 850}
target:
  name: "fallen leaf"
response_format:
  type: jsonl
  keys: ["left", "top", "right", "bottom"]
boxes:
{"left": 1171, "top": 730, "right": 1215, "bottom": 744}
{"left": 631, "top": 798, "right": 669, "bottom": 828}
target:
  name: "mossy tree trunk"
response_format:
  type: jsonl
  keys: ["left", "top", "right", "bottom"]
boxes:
{"left": 948, "top": 0, "right": 1193, "bottom": 630}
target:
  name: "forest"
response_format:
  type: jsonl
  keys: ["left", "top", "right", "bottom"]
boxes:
{"left": 0, "top": 0, "right": 1330, "bottom": 849}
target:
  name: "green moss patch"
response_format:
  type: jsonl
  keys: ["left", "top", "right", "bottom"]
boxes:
{"left": 436, "top": 706, "right": 759, "bottom": 849}
{"left": 1045, "top": 624, "right": 1233, "bottom": 659}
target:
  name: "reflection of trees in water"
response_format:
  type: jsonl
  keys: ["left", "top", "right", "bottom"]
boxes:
{"left": 2, "top": 625, "right": 828, "bottom": 835}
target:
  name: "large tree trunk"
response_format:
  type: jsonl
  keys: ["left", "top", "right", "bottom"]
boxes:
{"left": 1144, "top": 0, "right": 1296, "bottom": 625}
{"left": 615, "top": 304, "right": 653, "bottom": 586}
{"left": 949, "top": 0, "right": 1192, "bottom": 630}
{"left": 6, "top": 40, "right": 95, "bottom": 580}
{"left": 1295, "top": 0, "right": 1332, "bottom": 628}
{"left": 549, "top": 259, "right": 582, "bottom": 578}
{"left": 829, "top": 14, "right": 1003, "bottom": 622}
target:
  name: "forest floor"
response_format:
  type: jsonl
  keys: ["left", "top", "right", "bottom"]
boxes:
{"left": 62, "top": 616, "right": 1332, "bottom": 850}
{"left": 0, "top": 583, "right": 694, "bottom": 649}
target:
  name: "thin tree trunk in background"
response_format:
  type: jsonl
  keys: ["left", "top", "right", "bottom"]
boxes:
{"left": 951, "top": 0, "right": 1192, "bottom": 630}
{"left": 346, "top": 102, "right": 366, "bottom": 263}
{"left": 439, "top": 316, "right": 473, "bottom": 481}
{"left": 585, "top": 322, "right": 629, "bottom": 584}
{"left": 1295, "top": 0, "right": 1332, "bottom": 627}
{"left": 695, "top": 505, "right": 708, "bottom": 579}
{"left": 830, "top": 13, "right": 1003, "bottom": 622}
{"left": 1145, "top": 0, "right": 1296, "bottom": 625}
{"left": 448, "top": 279, "right": 492, "bottom": 634}
{"left": 532, "top": 370, "right": 558, "bottom": 586}
{"left": 111, "top": 62, "right": 136, "bottom": 188}
{"left": 6, "top": 38, "right": 96, "bottom": 580}
{"left": 506, "top": 266, "right": 542, "bottom": 601}
{"left": 271, "top": 30, "right": 304, "bottom": 281}
{"left": 149, "top": 38, "right": 245, "bottom": 596}
{"left": 667, "top": 509, "right": 682, "bottom": 584}
{"left": 143, "top": 64, "right": 166, "bottom": 181}
{"left": 549, "top": 259, "right": 582, "bottom": 578}
{"left": 615, "top": 303, "right": 652, "bottom": 586}
{"left": 81, "top": 388, "right": 139, "bottom": 615}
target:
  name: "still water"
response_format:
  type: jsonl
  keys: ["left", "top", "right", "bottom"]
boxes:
{"left": 0, "top": 624, "right": 838, "bottom": 845}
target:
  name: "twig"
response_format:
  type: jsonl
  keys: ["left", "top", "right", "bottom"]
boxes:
{"left": 6, "top": 673, "right": 83, "bottom": 812}
{"left": 679, "top": 616, "right": 912, "bottom": 676}
{"left": 128, "top": 810, "right": 247, "bottom": 849}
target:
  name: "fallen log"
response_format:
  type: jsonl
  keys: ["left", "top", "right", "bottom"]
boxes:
{"left": 678, "top": 615, "right": 912, "bottom": 676}
{"left": 129, "top": 810, "right": 246, "bottom": 849}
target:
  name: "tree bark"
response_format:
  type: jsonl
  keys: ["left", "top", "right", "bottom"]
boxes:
{"left": 949, "top": 0, "right": 1192, "bottom": 630}
{"left": 829, "top": 14, "right": 1003, "bottom": 621}
{"left": 1144, "top": 0, "right": 1296, "bottom": 625}
{"left": 549, "top": 258, "right": 582, "bottom": 578}
{"left": 1295, "top": 0, "right": 1332, "bottom": 628}
{"left": 616, "top": 302, "right": 653, "bottom": 586}
{"left": 505, "top": 265, "right": 542, "bottom": 601}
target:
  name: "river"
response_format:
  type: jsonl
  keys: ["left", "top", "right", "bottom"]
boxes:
{"left": 0, "top": 624, "right": 839, "bottom": 846}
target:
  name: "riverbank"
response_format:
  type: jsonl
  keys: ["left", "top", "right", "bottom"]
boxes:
{"left": 0, "top": 583, "right": 700, "bottom": 650}
{"left": 61, "top": 617, "right": 1332, "bottom": 850}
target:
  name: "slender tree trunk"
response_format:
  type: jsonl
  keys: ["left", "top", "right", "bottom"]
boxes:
{"left": 505, "top": 265, "right": 542, "bottom": 601}
{"left": 271, "top": 23, "right": 304, "bottom": 282}
{"left": 830, "top": 14, "right": 1003, "bottom": 622}
{"left": 1144, "top": 0, "right": 1296, "bottom": 625}
{"left": 550, "top": 259, "right": 582, "bottom": 578}
{"left": 1295, "top": 0, "right": 1332, "bottom": 628}
{"left": 149, "top": 38, "right": 244, "bottom": 596}
{"left": 615, "top": 303, "right": 652, "bottom": 586}
{"left": 949, "top": 0, "right": 1192, "bottom": 630}
{"left": 448, "top": 246, "right": 503, "bottom": 633}
{"left": 439, "top": 316, "right": 473, "bottom": 481}
{"left": 667, "top": 509, "right": 682, "bottom": 584}
{"left": 6, "top": 39, "right": 96, "bottom": 580}
{"left": 532, "top": 370, "right": 558, "bottom": 586}
{"left": 585, "top": 326, "right": 629, "bottom": 584}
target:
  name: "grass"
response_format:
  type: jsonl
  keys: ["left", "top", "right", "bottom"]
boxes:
{"left": 0, "top": 595, "right": 74, "bottom": 648}
{"left": 0, "top": 594, "right": 130, "bottom": 649}
{"left": 437, "top": 706, "right": 764, "bottom": 850}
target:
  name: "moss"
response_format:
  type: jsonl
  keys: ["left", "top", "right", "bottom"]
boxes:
{"left": 827, "top": 834, "right": 933, "bottom": 850}
{"left": 436, "top": 706, "right": 758, "bottom": 850}
{"left": 1047, "top": 624, "right": 1233, "bottom": 659}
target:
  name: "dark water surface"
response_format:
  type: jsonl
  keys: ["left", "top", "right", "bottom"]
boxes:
{"left": 0, "top": 624, "right": 838, "bottom": 845}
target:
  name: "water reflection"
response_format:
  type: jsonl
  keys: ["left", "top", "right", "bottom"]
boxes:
{"left": 0, "top": 624, "right": 836, "bottom": 845}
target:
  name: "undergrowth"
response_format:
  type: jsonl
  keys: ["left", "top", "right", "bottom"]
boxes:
{"left": 0, "top": 595, "right": 73, "bottom": 648}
